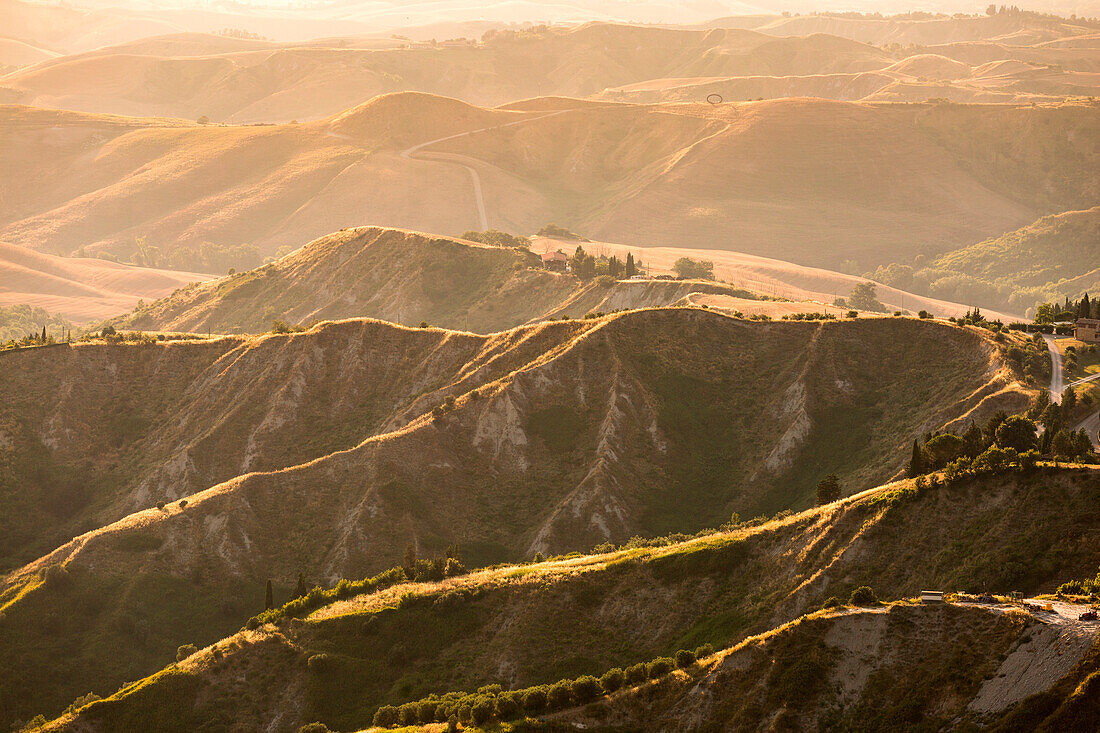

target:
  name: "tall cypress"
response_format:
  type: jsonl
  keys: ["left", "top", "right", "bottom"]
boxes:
{"left": 293, "top": 573, "right": 307, "bottom": 600}
{"left": 907, "top": 439, "right": 926, "bottom": 477}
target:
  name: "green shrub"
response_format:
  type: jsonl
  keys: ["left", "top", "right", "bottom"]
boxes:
{"left": 675, "top": 649, "right": 696, "bottom": 668}
{"left": 599, "top": 668, "right": 625, "bottom": 693}
{"left": 495, "top": 694, "right": 520, "bottom": 720}
{"left": 822, "top": 596, "right": 841, "bottom": 609}
{"left": 245, "top": 617, "right": 260, "bottom": 630}
{"left": 297, "top": 724, "right": 330, "bottom": 733}
{"left": 647, "top": 657, "right": 674, "bottom": 678}
{"left": 625, "top": 662, "right": 648, "bottom": 685}
{"left": 572, "top": 675, "right": 602, "bottom": 704}
{"left": 397, "top": 703, "right": 419, "bottom": 725}
{"left": 850, "top": 586, "right": 877, "bottom": 606}
{"left": 175, "top": 644, "right": 198, "bottom": 662}
{"left": 547, "top": 680, "right": 573, "bottom": 709}
{"left": 372, "top": 705, "right": 398, "bottom": 727}
{"left": 694, "top": 643, "right": 714, "bottom": 659}
{"left": 521, "top": 686, "right": 548, "bottom": 713}
{"left": 306, "top": 653, "right": 331, "bottom": 673}
{"left": 417, "top": 700, "right": 438, "bottom": 723}
{"left": 918, "top": 310, "right": 932, "bottom": 319}
{"left": 471, "top": 697, "right": 494, "bottom": 724}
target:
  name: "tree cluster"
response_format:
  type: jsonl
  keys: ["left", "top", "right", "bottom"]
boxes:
{"left": 834, "top": 282, "right": 887, "bottom": 313}
{"left": 671, "top": 257, "right": 715, "bottom": 280}
{"left": 460, "top": 229, "right": 530, "bottom": 248}
{"left": 370, "top": 643, "right": 715, "bottom": 727}
{"left": 570, "top": 246, "right": 639, "bottom": 280}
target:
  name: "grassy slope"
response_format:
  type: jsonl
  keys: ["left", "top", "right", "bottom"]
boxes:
{"left": 0, "top": 317, "right": 586, "bottom": 571}
{"left": 440, "top": 98, "right": 1100, "bottom": 270}
{"left": 40, "top": 467, "right": 1100, "bottom": 731}
{"left": 109, "top": 226, "right": 766, "bottom": 334}
{"left": 0, "top": 312, "right": 1026, "bottom": 726}
{"left": 923, "top": 206, "right": 1100, "bottom": 314}
{"left": 1, "top": 97, "right": 1098, "bottom": 274}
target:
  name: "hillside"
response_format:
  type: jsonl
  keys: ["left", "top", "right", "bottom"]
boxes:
{"left": 28, "top": 468, "right": 1100, "bottom": 731}
{"left": 0, "top": 241, "right": 212, "bottom": 322}
{"left": 2, "top": 95, "right": 1097, "bottom": 275}
{"left": 869, "top": 206, "right": 1100, "bottom": 316}
{"left": 0, "top": 311, "right": 1029, "bottom": 726}
{"left": 532, "top": 234, "right": 1022, "bottom": 320}
{"left": 0, "top": 25, "right": 895, "bottom": 121}
{"left": 108, "top": 227, "right": 767, "bottom": 334}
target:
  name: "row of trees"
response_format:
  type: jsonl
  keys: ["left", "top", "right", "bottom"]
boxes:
{"left": 907, "top": 393, "right": 1096, "bottom": 479}
{"left": 370, "top": 643, "right": 715, "bottom": 727}
{"left": 569, "top": 246, "right": 640, "bottom": 279}
{"left": 1034, "top": 293, "right": 1099, "bottom": 324}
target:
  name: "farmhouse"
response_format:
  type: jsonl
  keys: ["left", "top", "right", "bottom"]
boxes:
{"left": 541, "top": 250, "right": 568, "bottom": 272}
{"left": 1076, "top": 318, "right": 1100, "bottom": 343}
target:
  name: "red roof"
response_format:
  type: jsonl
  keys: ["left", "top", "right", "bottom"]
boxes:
{"left": 541, "top": 250, "right": 568, "bottom": 262}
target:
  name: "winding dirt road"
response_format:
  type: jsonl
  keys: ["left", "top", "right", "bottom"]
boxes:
{"left": 399, "top": 110, "right": 571, "bottom": 231}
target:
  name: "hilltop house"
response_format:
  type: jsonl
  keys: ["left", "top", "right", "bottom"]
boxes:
{"left": 541, "top": 250, "right": 568, "bottom": 273}
{"left": 1076, "top": 318, "right": 1100, "bottom": 343}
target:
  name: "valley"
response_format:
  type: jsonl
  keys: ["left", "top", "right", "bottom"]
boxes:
{"left": 2, "top": 3, "right": 1099, "bottom": 731}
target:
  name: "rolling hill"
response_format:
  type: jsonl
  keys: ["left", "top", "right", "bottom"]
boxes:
{"left": 107, "top": 227, "right": 767, "bottom": 334}
{"left": 0, "top": 240, "right": 212, "bottom": 322}
{"left": 1, "top": 94, "right": 1097, "bottom": 275}
{"left": 868, "top": 206, "right": 1100, "bottom": 316}
{"left": 24, "top": 467, "right": 1100, "bottom": 731}
{"left": 0, "top": 310, "right": 1029, "bottom": 726}
{"left": 0, "top": 24, "right": 896, "bottom": 122}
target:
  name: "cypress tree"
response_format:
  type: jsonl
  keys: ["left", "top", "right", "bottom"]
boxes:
{"left": 293, "top": 573, "right": 307, "bottom": 600}
{"left": 265, "top": 580, "right": 274, "bottom": 610}
{"left": 41, "top": 325, "right": 46, "bottom": 341}
{"left": 1079, "top": 293, "right": 1090, "bottom": 319}
{"left": 907, "top": 439, "right": 926, "bottom": 477}
{"left": 625, "top": 252, "right": 636, "bottom": 277}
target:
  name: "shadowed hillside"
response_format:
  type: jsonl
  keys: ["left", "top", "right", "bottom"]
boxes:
{"left": 109, "top": 227, "right": 768, "bottom": 334}
{"left": 27, "top": 468, "right": 1100, "bottom": 731}
{"left": 1, "top": 96, "right": 1097, "bottom": 273}
{"left": 0, "top": 311, "right": 1029, "bottom": 726}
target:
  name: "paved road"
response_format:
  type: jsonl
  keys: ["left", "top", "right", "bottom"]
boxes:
{"left": 1043, "top": 334, "right": 1063, "bottom": 403}
{"left": 1075, "top": 409, "right": 1100, "bottom": 450}
{"left": 400, "top": 110, "right": 570, "bottom": 232}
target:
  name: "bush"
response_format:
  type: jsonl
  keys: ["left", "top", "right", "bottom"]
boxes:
{"left": 547, "top": 680, "right": 573, "bottom": 709}
{"left": 521, "top": 686, "right": 548, "bottom": 713}
{"left": 694, "top": 643, "right": 714, "bottom": 659}
{"left": 571, "top": 675, "right": 602, "bottom": 704}
{"left": 397, "top": 703, "right": 419, "bottom": 725}
{"left": 647, "top": 657, "right": 674, "bottom": 678}
{"left": 245, "top": 616, "right": 260, "bottom": 630}
{"left": 175, "top": 644, "right": 198, "bottom": 662}
{"left": 625, "top": 662, "right": 648, "bottom": 685}
{"left": 918, "top": 310, "right": 932, "bottom": 319}
{"left": 850, "top": 586, "right": 877, "bottom": 606}
{"left": 846, "top": 310, "right": 859, "bottom": 318}
{"left": 495, "top": 694, "right": 520, "bottom": 720}
{"left": 822, "top": 596, "right": 841, "bottom": 609}
{"left": 297, "top": 724, "right": 330, "bottom": 733}
{"left": 471, "top": 698, "right": 494, "bottom": 724}
{"left": 373, "top": 705, "right": 398, "bottom": 727}
{"left": 675, "top": 649, "right": 696, "bottom": 668}
{"left": 417, "top": 700, "right": 438, "bottom": 723}
{"left": 599, "top": 668, "right": 625, "bottom": 693}
{"left": 306, "top": 653, "right": 331, "bottom": 673}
